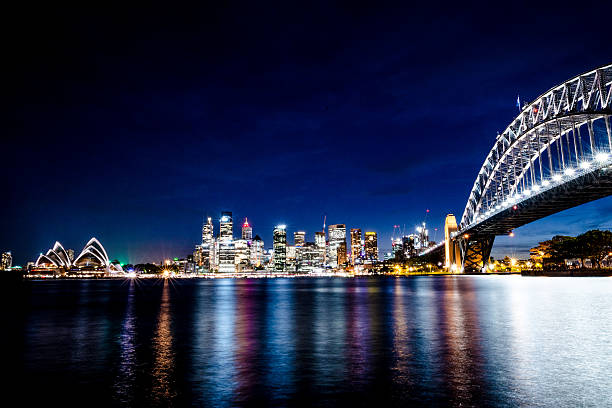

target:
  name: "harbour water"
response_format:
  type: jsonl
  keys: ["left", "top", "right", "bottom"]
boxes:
{"left": 7, "top": 276, "right": 612, "bottom": 407}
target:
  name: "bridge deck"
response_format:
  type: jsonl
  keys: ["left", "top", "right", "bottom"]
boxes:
{"left": 463, "top": 164, "right": 612, "bottom": 237}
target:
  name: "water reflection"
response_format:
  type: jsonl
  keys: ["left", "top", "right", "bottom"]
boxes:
{"left": 234, "top": 280, "right": 260, "bottom": 403}
{"left": 313, "top": 278, "right": 346, "bottom": 396}
{"left": 151, "top": 280, "right": 176, "bottom": 405}
{"left": 438, "top": 277, "right": 486, "bottom": 405}
{"left": 346, "top": 280, "right": 371, "bottom": 385}
{"left": 263, "top": 279, "right": 296, "bottom": 402}
{"left": 15, "top": 277, "right": 612, "bottom": 407}
{"left": 114, "top": 280, "right": 137, "bottom": 404}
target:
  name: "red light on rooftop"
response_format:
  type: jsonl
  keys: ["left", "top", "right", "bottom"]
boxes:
{"left": 513, "top": 205, "right": 518, "bottom": 210}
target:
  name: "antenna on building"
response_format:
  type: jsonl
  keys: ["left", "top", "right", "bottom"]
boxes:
{"left": 322, "top": 215, "right": 326, "bottom": 233}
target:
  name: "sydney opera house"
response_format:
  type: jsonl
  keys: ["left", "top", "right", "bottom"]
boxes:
{"left": 34, "top": 237, "right": 123, "bottom": 275}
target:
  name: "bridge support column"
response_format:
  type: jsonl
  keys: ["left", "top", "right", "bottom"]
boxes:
{"left": 444, "top": 214, "right": 462, "bottom": 272}
{"left": 457, "top": 235, "right": 495, "bottom": 273}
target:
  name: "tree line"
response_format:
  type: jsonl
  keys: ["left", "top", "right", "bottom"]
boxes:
{"left": 531, "top": 229, "right": 612, "bottom": 269}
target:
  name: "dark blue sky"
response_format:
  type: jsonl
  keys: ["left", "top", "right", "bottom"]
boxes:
{"left": 3, "top": 2, "right": 611, "bottom": 264}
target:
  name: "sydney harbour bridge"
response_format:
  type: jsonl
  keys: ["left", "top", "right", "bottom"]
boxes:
{"left": 422, "top": 63, "right": 612, "bottom": 272}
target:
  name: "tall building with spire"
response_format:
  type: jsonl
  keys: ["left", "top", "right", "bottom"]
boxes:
{"left": 242, "top": 218, "right": 253, "bottom": 240}
{"left": 202, "top": 217, "right": 214, "bottom": 246}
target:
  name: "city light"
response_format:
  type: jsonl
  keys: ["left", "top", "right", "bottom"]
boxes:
{"left": 580, "top": 161, "right": 591, "bottom": 169}
{"left": 552, "top": 174, "right": 563, "bottom": 182}
{"left": 564, "top": 168, "right": 575, "bottom": 176}
{"left": 595, "top": 152, "right": 609, "bottom": 162}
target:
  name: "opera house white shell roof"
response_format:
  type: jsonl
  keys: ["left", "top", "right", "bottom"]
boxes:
{"left": 36, "top": 237, "right": 111, "bottom": 269}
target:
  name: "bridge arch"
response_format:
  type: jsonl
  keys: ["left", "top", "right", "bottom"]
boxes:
{"left": 460, "top": 64, "right": 612, "bottom": 231}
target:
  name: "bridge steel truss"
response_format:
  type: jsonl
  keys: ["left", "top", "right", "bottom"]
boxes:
{"left": 456, "top": 63, "right": 612, "bottom": 272}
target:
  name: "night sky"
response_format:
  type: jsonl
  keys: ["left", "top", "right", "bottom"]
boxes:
{"left": 3, "top": 2, "right": 612, "bottom": 264}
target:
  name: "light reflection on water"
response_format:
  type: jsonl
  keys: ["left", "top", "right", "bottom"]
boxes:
{"left": 13, "top": 276, "right": 612, "bottom": 407}
{"left": 114, "top": 279, "right": 136, "bottom": 404}
{"left": 151, "top": 280, "right": 176, "bottom": 405}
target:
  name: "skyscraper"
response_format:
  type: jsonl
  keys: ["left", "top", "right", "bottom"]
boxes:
{"left": 201, "top": 217, "right": 214, "bottom": 271}
{"left": 286, "top": 245, "right": 296, "bottom": 272}
{"left": 337, "top": 241, "right": 347, "bottom": 267}
{"left": 314, "top": 231, "right": 326, "bottom": 268}
{"left": 242, "top": 218, "right": 253, "bottom": 240}
{"left": 202, "top": 217, "right": 214, "bottom": 245}
{"left": 273, "top": 225, "right": 287, "bottom": 272}
{"left": 364, "top": 232, "right": 378, "bottom": 265}
{"left": 328, "top": 224, "right": 346, "bottom": 268}
{"left": 220, "top": 211, "right": 233, "bottom": 240}
{"left": 315, "top": 231, "right": 325, "bottom": 248}
{"left": 350, "top": 228, "right": 362, "bottom": 265}
{"left": 249, "top": 235, "right": 264, "bottom": 268}
{"left": 234, "top": 238, "right": 250, "bottom": 271}
{"left": 1, "top": 252, "right": 12, "bottom": 270}
{"left": 218, "top": 211, "right": 235, "bottom": 273}
{"left": 294, "top": 231, "right": 305, "bottom": 247}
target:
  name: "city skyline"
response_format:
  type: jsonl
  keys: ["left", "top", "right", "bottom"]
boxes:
{"left": 3, "top": 3, "right": 612, "bottom": 265}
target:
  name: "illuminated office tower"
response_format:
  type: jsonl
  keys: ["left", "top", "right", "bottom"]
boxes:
{"left": 234, "top": 239, "right": 250, "bottom": 271}
{"left": 364, "top": 232, "right": 378, "bottom": 264}
{"left": 218, "top": 240, "right": 235, "bottom": 273}
{"left": 220, "top": 211, "right": 233, "bottom": 240}
{"left": 242, "top": 218, "right": 253, "bottom": 240}
{"left": 350, "top": 228, "right": 362, "bottom": 265}
{"left": 294, "top": 231, "right": 305, "bottom": 247}
{"left": 249, "top": 235, "right": 264, "bottom": 268}
{"left": 337, "top": 241, "right": 347, "bottom": 268}
{"left": 193, "top": 245, "right": 203, "bottom": 267}
{"left": 273, "top": 225, "right": 287, "bottom": 272}
{"left": 1, "top": 251, "right": 12, "bottom": 270}
{"left": 201, "top": 217, "right": 214, "bottom": 271}
{"left": 392, "top": 238, "right": 403, "bottom": 258}
{"left": 218, "top": 211, "right": 235, "bottom": 273}
{"left": 314, "top": 231, "right": 326, "bottom": 267}
{"left": 297, "top": 242, "right": 320, "bottom": 274}
{"left": 293, "top": 232, "right": 305, "bottom": 271}
{"left": 315, "top": 231, "right": 325, "bottom": 248}
{"left": 328, "top": 224, "right": 346, "bottom": 268}
{"left": 202, "top": 217, "right": 214, "bottom": 245}
{"left": 286, "top": 245, "right": 296, "bottom": 272}
{"left": 416, "top": 222, "right": 429, "bottom": 249}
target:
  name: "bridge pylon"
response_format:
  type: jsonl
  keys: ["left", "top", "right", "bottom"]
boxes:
{"left": 457, "top": 234, "right": 494, "bottom": 273}
{"left": 444, "top": 214, "right": 462, "bottom": 272}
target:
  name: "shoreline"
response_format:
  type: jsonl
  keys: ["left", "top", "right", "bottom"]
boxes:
{"left": 522, "top": 269, "right": 612, "bottom": 277}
